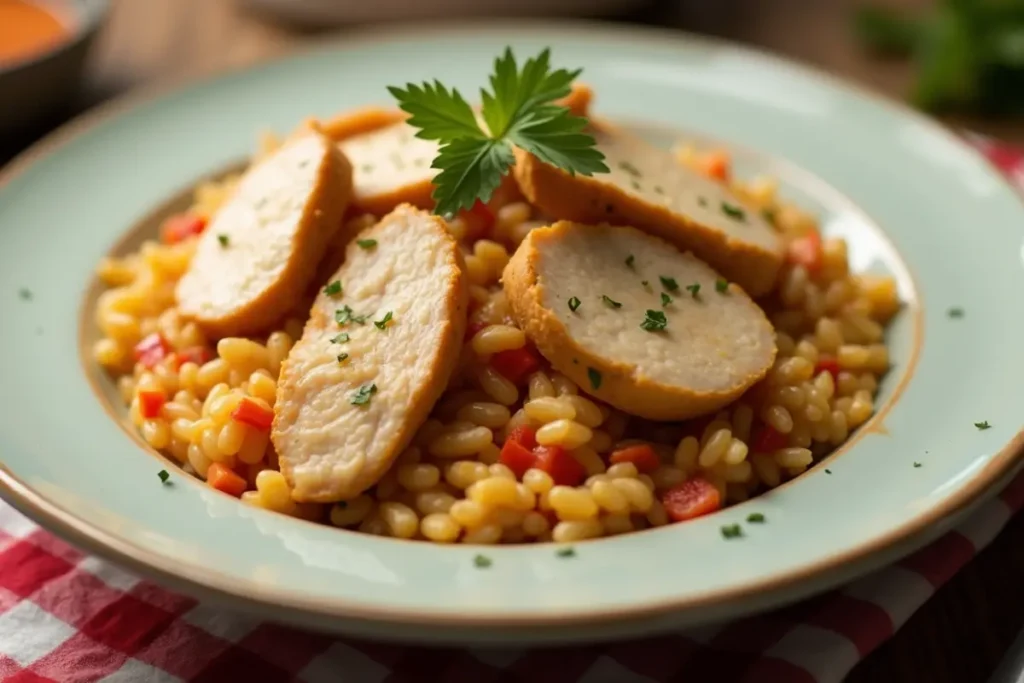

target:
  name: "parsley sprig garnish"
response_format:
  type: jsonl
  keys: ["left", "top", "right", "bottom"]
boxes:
{"left": 389, "top": 48, "right": 608, "bottom": 217}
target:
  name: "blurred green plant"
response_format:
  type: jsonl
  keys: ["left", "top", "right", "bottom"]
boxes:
{"left": 855, "top": 0, "right": 1024, "bottom": 115}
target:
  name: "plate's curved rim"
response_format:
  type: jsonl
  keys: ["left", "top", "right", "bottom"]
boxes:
{"left": 2, "top": 18, "right": 1024, "bottom": 630}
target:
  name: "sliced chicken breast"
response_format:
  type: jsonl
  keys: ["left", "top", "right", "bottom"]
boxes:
{"left": 273, "top": 205, "right": 468, "bottom": 502}
{"left": 176, "top": 131, "right": 353, "bottom": 338}
{"left": 503, "top": 221, "right": 777, "bottom": 421}
{"left": 513, "top": 125, "right": 784, "bottom": 296}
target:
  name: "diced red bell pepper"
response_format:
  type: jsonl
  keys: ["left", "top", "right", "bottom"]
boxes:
{"left": 133, "top": 333, "right": 172, "bottom": 370}
{"left": 786, "top": 230, "right": 823, "bottom": 273}
{"left": 499, "top": 440, "right": 536, "bottom": 479}
{"left": 815, "top": 356, "right": 840, "bottom": 381}
{"left": 160, "top": 213, "right": 207, "bottom": 244}
{"left": 460, "top": 200, "right": 495, "bottom": 243}
{"left": 609, "top": 444, "right": 661, "bottom": 473}
{"left": 231, "top": 397, "right": 274, "bottom": 431}
{"left": 534, "top": 445, "right": 586, "bottom": 487}
{"left": 464, "top": 320, "right": 487, "bottom": 342}
{"left": 138, "top": 390, "right": 166, "bottom": 419}
{"left": 207, "top": 463, "right": 247, "bottom": 497}
{"left": 698, "top": 151, "right": 730, "bottom": 182}
{"left": 662, "top": 478, "right": 722, "bottom": 522}
{"left": 490, "top": 346, "right": 541, "bottom": 385}
{"left": 506, "top": 425, "right": 538, "bottom": 450}
{"left": 751, "top": 425, "right": 789, "bottom": 453}
{"left": 175, "top": 346, "right": 214, "bottom": 367}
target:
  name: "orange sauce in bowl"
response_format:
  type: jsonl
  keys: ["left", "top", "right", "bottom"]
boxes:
{"left": 0, "top": 0, "right": 72, "bottom": 66}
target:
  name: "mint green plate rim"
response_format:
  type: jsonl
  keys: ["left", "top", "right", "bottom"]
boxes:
{"left": 1, "top": 21, "right": 1023, "bottom": 643}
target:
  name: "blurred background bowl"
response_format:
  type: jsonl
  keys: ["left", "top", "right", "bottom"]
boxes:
{"left": 241, "top": 0, "right": 647, "bottom": 26}
{"left": 0, "top": 0, "right": 109, "bottom": 136}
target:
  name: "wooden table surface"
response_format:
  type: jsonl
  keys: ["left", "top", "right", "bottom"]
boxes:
{"left": 6, "top": 0, "right": 1024, "bottom": 681}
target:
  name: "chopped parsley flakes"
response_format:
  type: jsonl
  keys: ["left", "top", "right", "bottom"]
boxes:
{"left": 617, "top": 160, "right": 641, "bottom": 177}
{"left": 217, "top": 234, "right": 230, "bottom": 247}
{"left": 746, "top": 513, "right": 765, "bottom": 523}
{"left": 324, "top": 280, "right": 343, "bottom": 296}
{"left": 625, "top": 254, "right": 635, "bottom": 269}
{"left": 640, "top": 309, "right": 667, "bottom": 332}
{"left": 825, "top": 469, "right": 833, "bottom": 474}
{"left": 568, "top": 296, "right": 581, "bottom": 312}
{"left": 158, "top": 470, "right": 170, "bottom": 484}
{"left": 975, "top": 421, "right": 991, "bottom": 430}
{"left": 913, "top": 461, "right": 922, "bottom": 468}
{"left": 661, "top": 292, "right": 672, "bottom": 307}
{"left": 948, "top": 307, "right": 965, "bottom": 319}
{"left": 356, "top": 239, "right": 378, "bottom": 249}
{"left": 587, "top": 367, "right": 602, "bottom": 390}
{"left": 335, "top": 306, "right": 366, "bottom": 325}
{"left": 659, "top": 276, "right": 679, "bottom": 293}
{"left": 715, "top": 278, "right": 729, "bottom": 293}
{"left": 720, "top": 524, "right": 743, "bottom": 539}
{"left": 374, "top": 311, "right": 394, "bottom": 329}
{"left": 602, "top": 295, "right": 622, "bottom": 309}
{"left": 331, "top": 333, "right": 350, "bottom": 344}
{"left": 556, "top": 546, "right": 577, "bottom": 558}
{"left": 337, "top": 353, "right": 350, "bottom": 363}
{"left": 686, "top": 283, "right": 701, "bottom": 298}
{"left": 17, "top": 288, "right": 31, "bottom": 301}
{"left": 721, "top": 201, "right": 746, "bottom": 220}
{"left": 350, "top": 383, "right": 378, "bottom": 406}
{"left": 474, "top": 554, "right": 492, "bottom": 568}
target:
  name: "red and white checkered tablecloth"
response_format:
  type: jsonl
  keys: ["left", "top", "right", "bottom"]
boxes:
{"left": 1, "top": 137, "right": 1022, "bottom": 683}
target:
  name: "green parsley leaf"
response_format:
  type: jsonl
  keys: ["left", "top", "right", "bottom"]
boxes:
{"left": 715, "top": 278, "right": 729, "bottom": 293}
{"left": 947, "top": 307, "right": 964, "bottom": 319}
{"left": 659, "top": 276, "right": 679, "bottom": 293}
{"left": 350, "top": 383, "right": 377, "bottom": 406}
{"left": 568, "top": 296, "right": 581, "bottom": 312}
{"left": 17, "top": 287, "right": 31, "bottom": 301}
{"left": 640, "top": 309, "right": 667, "bottom": 332}
{"left": 825, "top": 468, "right": 833, "bottom": 474}
{"left": 430, "top": 138, "right": 515, "bottom": 219}
{"left": 602, "top": 295, "right": 622, "bottom": 309}
{"left": 975, "top": 421, "right": 991, "bottom": 430}
{"left": 686, "top": 283, "right": 701, "bottom": 298}
{"left": 721, "top": 524, "right": 743, "bottom": 539}
{"left": 721, "top": 201, "right": 746, "bottom": 220}
{"left": 587, "top": 367, "right": 602, "bottom": 390}
{"left": 217, "top": 234, "right": 230, "bottom": 247}
{"left": 158, "top": 470, "right": 170, "bottom": 484}
{"left": 474, "top": 554, "right": 492, "bottom": 568}
{"left": 390, "top": 48, "right": 607, "bottom": 217}
{"left": 386, "top": 80, "right": 485, "bottom": 141}
{"left": 913, "top": 461, "right": 921, "bottom": 468}
{"left": 331, "top": 333, "right": 350, "bottom": 344}
{"left": 746, "top": 513, "right": 765, "bottom": 523}
{"left": 324, "top": 280, "right": 343, "bottom": 296}
{"left": 625, "top": 254, "right": 635, "bottom": 269}
{"left": 356, "top": 239, "right": 378, "bottom": 249}
{"left": 556, "top": 546, "right": 577, "bottom": 558}
{"left": 337, "top": 353, "right": 349, "bottom": 363}
{"left": 374, "top": 311, "right": 394, "bottom": 329}
{"left": 661, "top": 292, "right": 672, "bottom": 307}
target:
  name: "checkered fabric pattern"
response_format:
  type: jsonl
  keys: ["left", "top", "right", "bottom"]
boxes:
{"left": 0, "top": 137, "right": 1021, "bottom": 683}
